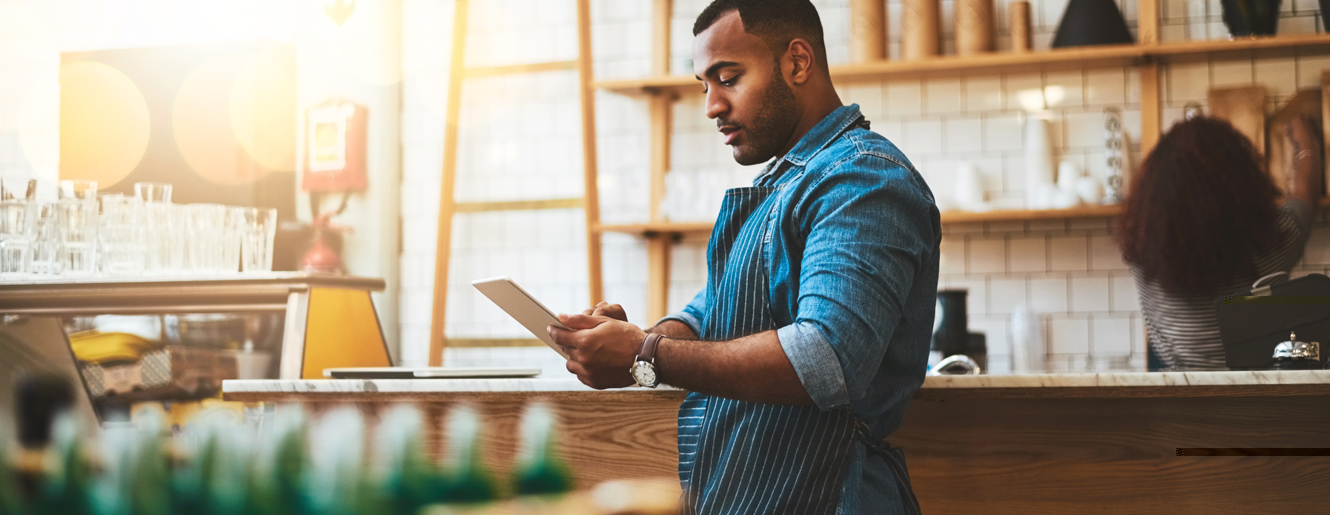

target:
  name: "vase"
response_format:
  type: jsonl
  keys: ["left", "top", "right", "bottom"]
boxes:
{"left": 955, "top": 0, "right": 994, "bottom": 55}
{"left": 1222, "top": 0, "right": 1282, "bottom": 37}
{"left": 1023, "top": 114, "right": 1057, "bottom": 209}
{"left": 1051, "top": 0, "right": 1135, "bottom": 48}
{"left": 932, "top": 290, "right": 987, "bottom": 371}
{"left": 850, "top": 0, "right": 888, "bottom": 62}
{"left": 902, "top": 0, "right": 940, "bottom": 60}
{"left": 1010, "top": 1, "right": 1033, "bottom": 52}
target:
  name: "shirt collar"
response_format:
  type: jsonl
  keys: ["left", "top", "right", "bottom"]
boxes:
{"left": 753, "top": 104, "right": 865, "bottom": 185}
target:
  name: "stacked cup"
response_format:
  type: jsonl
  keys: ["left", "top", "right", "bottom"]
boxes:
{"left": 0, "top": 178, "right": 280, "bottom": 280}
{"left": 57, "top": 180, "right": 100, "bottom": 276}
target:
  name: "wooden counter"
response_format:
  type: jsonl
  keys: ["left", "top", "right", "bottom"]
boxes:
{"left": 224, "top": 371, "right": 1330, "bottom": 513}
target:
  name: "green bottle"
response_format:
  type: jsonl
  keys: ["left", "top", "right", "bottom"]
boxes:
{"left": 127, "top": 408, "right": 171, "bottom": 515}
{"left": 0, "top": 417, "right": 23, "bottom": 515}
{"left": 439, "top": 405, "right": 496, "bottom": 504}
{"left": 511, "top": 402, "right": 573, "bottom": 497}
{"left": 373, "top": 405, "right": 441, "bottom": 515}
{"left": 247, "top": 405, "right": 311, "bottom": 515}
{"left": 174, "top": 408, "right": 251, "bottom": 515}
{"left": 35, "top": 412, "right": 94, "bottom": 515}
{"left": 306, "top": 408, "right": 367, "bottom": 515}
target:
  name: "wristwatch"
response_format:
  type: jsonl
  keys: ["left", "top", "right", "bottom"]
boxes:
{"left": 630, "top": 333, "right": 664, "bottom": 388}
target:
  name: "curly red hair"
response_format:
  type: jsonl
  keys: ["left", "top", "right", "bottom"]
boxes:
{"left": 1117, "top": 116, "right": 1282, "bottom": 297}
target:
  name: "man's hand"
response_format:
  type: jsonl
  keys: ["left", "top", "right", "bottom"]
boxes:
{"left": 548, "top": 314, "right": 647, "bottom": 390}
{"left": 581, "top": 301, "right": 628, "bottom": 321}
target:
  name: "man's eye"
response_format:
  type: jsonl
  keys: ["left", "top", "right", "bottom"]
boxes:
{"left": 719, "top": 78, "right": 735, "bottom": 86}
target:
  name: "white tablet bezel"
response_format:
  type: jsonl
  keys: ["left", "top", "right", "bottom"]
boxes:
{"left": 471, "top": 276, "right": 572, "bottom": 358}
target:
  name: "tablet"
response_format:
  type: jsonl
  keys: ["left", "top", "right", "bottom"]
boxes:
{"left": 324, "top": 367, "right": 542, "bottom": 379}
{"left": 471, "top": 276, "right": 571, "bottom": 358}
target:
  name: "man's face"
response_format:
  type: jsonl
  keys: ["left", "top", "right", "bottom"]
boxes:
{"left": 693, "top": 11, "right": 800, "bottom": 166}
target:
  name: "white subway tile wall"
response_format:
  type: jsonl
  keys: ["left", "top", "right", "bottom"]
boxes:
{"left": 390, "top": 0, "right": 1330, "bottom": 373}
{"left": 6, "top": 1, "right": 1329, "bottom": 372}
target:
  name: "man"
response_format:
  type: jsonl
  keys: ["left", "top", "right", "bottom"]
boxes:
{"left": 548, "top": 1, "right": 939, "bottom": 513}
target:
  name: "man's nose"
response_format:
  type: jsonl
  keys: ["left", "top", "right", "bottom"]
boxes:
{"left": 704, "top": 90, "right": 727, "bottom": 120}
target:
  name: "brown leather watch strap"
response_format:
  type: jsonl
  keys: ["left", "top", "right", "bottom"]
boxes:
{"left": 637, "top": 333, "right": 664, "bottom": 363}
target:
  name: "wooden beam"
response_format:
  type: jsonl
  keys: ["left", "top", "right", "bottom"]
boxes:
{"left": 653, "top": 0, "right": 673, "bottom": 77}
{"left": 1139, "top": 62, "right": 1161, "bottom": 157}
{"left": 648, "top": 95, "right": 672, "bottom": 222}
{"left": 463, "top": 60, "right": 578, "bottom": 79}
{"left": 1136, "top": 0, "right": 1159, "bottom": 46}
{"left": 454, "top": 198, "right": 584, "bottom": 213}
{"left": 578, "top": 0, "right": 604, "bottom": 305}
{"left": 645, "top": 236, "right": 672, "bottom": 324}
{"left": 428, "top": 0, "right": 470, "bottom": 367}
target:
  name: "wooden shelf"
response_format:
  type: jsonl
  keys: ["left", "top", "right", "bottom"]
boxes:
{"left": 598, "top": 221, "right": 714, "bottom": 236}
{"left": 595, "top": 33, "right": 1330, "bottom": 95}
{"left": 940, "top": 204, "right": 1122, "bottom": 224}
{"left": 594, "top": 204, "right": 1122, "bottom": 236}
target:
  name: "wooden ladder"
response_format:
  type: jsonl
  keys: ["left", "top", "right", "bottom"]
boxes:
{"left": 428, "top": 0, "right": 603, "bottom": 365}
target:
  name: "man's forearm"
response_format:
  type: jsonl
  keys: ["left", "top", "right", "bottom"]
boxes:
{"left": 655, "top": 330, "right": 814, "bottom": 405}
{"left": 648, "top": 319, "right": 699, "bottom": 340}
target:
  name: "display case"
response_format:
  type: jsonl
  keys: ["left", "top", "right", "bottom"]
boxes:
{"left": 0, "top": 272, "right": 391, "bottom": 420}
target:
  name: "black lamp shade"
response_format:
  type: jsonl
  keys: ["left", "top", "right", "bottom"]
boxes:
{"left": 1051, "top": 0, "right": 1136, "bottom": 48}
{"left": 1223, "top": 0, "right": 1282, "bottom": 36}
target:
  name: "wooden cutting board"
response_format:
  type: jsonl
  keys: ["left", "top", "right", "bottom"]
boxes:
{"left": 1208, "top": 85, "right": 1268, "bottom": 156}
{"left": 1267, "top": 89, "right": 1322, "bottom": 195}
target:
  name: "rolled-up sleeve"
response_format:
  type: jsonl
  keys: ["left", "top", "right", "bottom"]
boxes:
{"left": 656, "top": 287, "right": 708, "bottom": 337}
{"left": 777, "top": 155, "right": 936, "bottom": 410}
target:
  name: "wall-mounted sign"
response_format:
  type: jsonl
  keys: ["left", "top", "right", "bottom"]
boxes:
{"left": 303, "top": 100, "right": 367, "bottom": 193}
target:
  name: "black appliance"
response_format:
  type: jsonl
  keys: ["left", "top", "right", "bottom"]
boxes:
{"left": 1214, "top": 272, "right": 1330, "bottom": 370}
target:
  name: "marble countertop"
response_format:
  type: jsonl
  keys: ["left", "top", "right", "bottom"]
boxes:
{"left": 223, "top": 377, "right": 677, "bottom": 394}
{"left": 223, "top": 370, "right": 1330, "bottom": 394}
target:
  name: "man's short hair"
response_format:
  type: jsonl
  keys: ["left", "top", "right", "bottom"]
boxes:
{"left": 693, "top": 0, "right": 828, "bottom": 69}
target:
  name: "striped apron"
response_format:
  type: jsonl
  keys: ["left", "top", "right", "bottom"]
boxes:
{"left": 678, "top": 180, "right": 922, "bottom": 514}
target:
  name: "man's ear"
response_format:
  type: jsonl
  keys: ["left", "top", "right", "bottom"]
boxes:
{"left": 785, "top": 38, "right": 816, "bottom": 86}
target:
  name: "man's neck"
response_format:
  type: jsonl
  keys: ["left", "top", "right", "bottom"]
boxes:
{"left": 777, "top": 89, "right": 844, "bottom": 159}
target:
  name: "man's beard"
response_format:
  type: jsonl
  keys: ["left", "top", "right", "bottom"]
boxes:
{"left": 723, "top": 62, "right": 800, "bottom": 166}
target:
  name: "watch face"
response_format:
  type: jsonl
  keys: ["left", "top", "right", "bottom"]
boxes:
{"left": 631, "top": 362, "right": 657, "bottom": 386}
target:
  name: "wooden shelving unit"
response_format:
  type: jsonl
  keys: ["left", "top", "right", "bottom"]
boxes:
{"left": 595, "top": 32, "right": 1330, "bottom": 95}
{"left": 427, "top": 0, "right": 1330, "bottom": 353}
{"left": 581, "top": 0, "right": 1330, "bottom": 324}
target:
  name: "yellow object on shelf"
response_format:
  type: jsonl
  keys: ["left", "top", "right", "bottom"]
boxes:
{"left": 69, "top": 330, "right": 162, "bottom": 364}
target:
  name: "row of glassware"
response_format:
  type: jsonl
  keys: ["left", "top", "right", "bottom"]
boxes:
{"left": 0, "top": 179, "right": 277, "bottom": 278}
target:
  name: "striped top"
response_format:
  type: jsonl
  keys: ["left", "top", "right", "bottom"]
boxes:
{"left": 1132, "top": 199, "right": 1314, "bottom": 370}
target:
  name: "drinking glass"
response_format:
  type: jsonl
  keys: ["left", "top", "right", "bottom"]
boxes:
{"left": 0, "top": 178, "right": 36, "bottom": 201}
{"left": 31, "top": 202, "right": 63, "bottom": 276}
{"left": 185, "top": 204, "right": 227, "bottom": 273}
{"left": 0, "top": 200, "right": 33, "bottom": 277}
{"left": 146, "top": 202, "right": 185, "bottom": 274}
{"left": 134, "top": 182, "right": 173, "bottom": 203}
{"left": 57, "top": 199, "right": 98, "bottom": 275}
{"left": 240, "top": 207, "right": 277, "bottom": 272}
{"left": 222, "top": 206, "right": 245, "bottom": 273}
{"left": 58, "top": 180, "right": 98, "bottom": 200}
{"left": 100, "top": 196, "right": 147, "bottom": 276}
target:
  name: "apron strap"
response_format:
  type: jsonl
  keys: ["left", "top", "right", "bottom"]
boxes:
{"left": 853, "top": 418, "right": 923, "bottom": 515}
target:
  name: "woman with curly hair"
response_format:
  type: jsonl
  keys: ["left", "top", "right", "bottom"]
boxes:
{"left": 1118, "top": 116, "right": 1323, "bottom": 370}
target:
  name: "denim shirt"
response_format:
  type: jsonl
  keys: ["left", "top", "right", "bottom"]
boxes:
{"left": 660, "top": 105, "right": 940, "bottom": 513}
